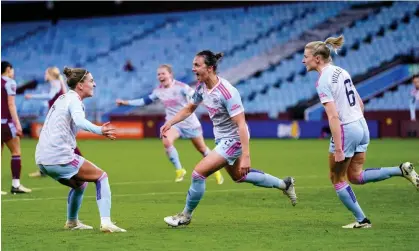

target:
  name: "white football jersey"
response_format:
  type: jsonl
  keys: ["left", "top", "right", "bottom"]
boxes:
{"left": 192, "top": 77, "right": 246, "bottom": 140}
{"left": 151, "top": 80, "right": 201, "bottom": 129}
{"left": 35, "top": 90, "right": 101, "bottom": 165}
{"left": 316, "top": 65, "right": 363, "bottom": 125}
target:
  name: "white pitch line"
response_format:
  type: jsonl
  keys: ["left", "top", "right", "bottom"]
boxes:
{"left": 29, "top": 179, "right": 176, "bottom": 191}
{"left": 27, "top": 175, "right": 324, "bottom": 191}
{"left": 1, "top": 183, "right": 408, "bottom": 203}
{"left": 1, "top": 188, "right": 260, "bottom": 202}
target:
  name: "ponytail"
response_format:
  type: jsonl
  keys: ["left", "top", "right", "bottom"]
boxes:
{"left": 305, "top": 35, "right": 345, "bottom": 63}
{"left": 324, "top": 35, "right": 344, "bottom": 55}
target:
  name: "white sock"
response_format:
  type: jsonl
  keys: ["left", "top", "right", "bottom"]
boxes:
{"left": 101, "top": 216, "right": 112, "bottom": 225}
{"left": 12, "top": 179, "right": 20, "bottom": 188}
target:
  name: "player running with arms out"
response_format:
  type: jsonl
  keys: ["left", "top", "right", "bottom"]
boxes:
{"left": 26, "top": 66, "right": 85, "bottom": 178}
{"left": 35, "top": 67, "right": 126, "bottom": 233}
{"left": 25, "top": 66, "right": 68, "bottom": 107}
{"left": 303, "top": 35, "right": 418, "bottom": 229}
{"left": 161, "top": 50, "right": 297, "bottom": 227}
{"left": 1, "top": 61, "right": 32, "bottom": 195}
{"left": 116, "top": 64, "right": 224, "bottom": 184}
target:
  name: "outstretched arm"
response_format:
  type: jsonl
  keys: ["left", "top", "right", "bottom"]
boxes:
{"left": 116, "top": 93, "right": 158, "bottom": 107}
{"left": 26, "top": 82, "right": 61, "bottom": 100}
{"left": 69, "top": 100, "right": 116, "bottom": 140}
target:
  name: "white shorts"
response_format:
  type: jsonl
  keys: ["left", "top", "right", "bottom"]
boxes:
{"left": 173, "top": 125, "right": 202, "bottom": 139}
{"left": 214, "top": 138, "right": 242, "bottom": 165}
{"left": 38, "top": 154, "right": 85, "bottom": 180}
{"left": 329, "top": 118, "right": 370, "bottom": 158}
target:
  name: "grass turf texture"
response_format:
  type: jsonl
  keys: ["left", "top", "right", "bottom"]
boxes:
{"left": 2, "top": 138, "right": 418, "bottom": 251}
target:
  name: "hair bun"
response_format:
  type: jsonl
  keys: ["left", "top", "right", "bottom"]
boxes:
{"left": 214, "top": 52, "right": 224, "bottom": 61}
{"left": 63, "top": 67, "right": 72, "bottom": 78}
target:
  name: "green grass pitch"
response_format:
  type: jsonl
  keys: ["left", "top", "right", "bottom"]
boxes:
{"left": 1, "top": 138, "right": 418, "bottom": 251}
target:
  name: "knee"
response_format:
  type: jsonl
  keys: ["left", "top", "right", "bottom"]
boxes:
{"left": 95, "top": 171, "right": 108, "bottom": 183}
{"left": 231, "top": 173, "right": 246, "bottom": 183}
{"left": 347, "top": 171, "right": 363, "bottom": 185}
{"left": 191, "top": 169, "right": 207, "bottom": 181}
{"left": 10, "top": 146, "right": 21, "bottom": 156}
{"left": 197, "top": 146, "right": 208, "bottom": 155}
{"left": 11, "top": 150, "right": 21, "bottom": 156}
{"left": 233, "top": 177, "right": 245, "bottom": 183}
{"left": 329, "top": 171, "right": 346, "bottom": 185}
{"left": 162, "top": 138, "right": 173, "bottom": 149}
{"left": 75, "top": 181, "right": 88, "bottom": 191}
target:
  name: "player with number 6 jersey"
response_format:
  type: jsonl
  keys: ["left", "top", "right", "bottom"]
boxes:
{"left": 303, "top": 35, "right": 419, "bottom": 229}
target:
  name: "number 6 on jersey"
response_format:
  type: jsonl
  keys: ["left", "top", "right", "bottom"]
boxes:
{"left": 344, "top": 79, "right": 356, "bottom": 107}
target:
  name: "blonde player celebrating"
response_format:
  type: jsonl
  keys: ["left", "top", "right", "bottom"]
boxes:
{"left": 1, "top": 61, "right": 32, "bottom": 195}
{"left": 162, "top": 51, "right": 297, "bottom": 227}
{"left": 26, "top": 67, "right": 85, "bottom": 178}
{"left": 25, "top": 67, "right": 67, "bottom": 108}
{"left": 35, "top": 67, "right": 126, "bottom": 233}
{"left": 303, "top": 35, "right": 419, "bottom": 229}
{"left": 116, "top": 64, "right": 224, "bottom": 184}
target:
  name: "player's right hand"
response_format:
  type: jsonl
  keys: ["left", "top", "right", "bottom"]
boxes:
{"left": 160, "top": 122, "right": 172, "bottom": 138}
{"left": 16, "top": 124, "right": 23, "bottom": 137}
{"left": 334, "top": 149, "right": 345, "bottom": 162}
{"left": 239, "top": 155, "right": 251, "bottom": 177}
{"left": 101, "top": 121, "right": 116, "bottom": 140}
{"left": 115, "top": 99, "right": 126, "bottom": 106}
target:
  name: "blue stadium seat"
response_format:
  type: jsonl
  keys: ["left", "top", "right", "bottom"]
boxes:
{"left": 3, "top": 1, "right": 418, "bottom": 118}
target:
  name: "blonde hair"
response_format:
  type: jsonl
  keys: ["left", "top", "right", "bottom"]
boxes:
{"left": 305, "top": 35, "right": 344, "bottom": 63}
{"left": 47, "top": 67, "right": 61, "bottom": 80}
{"left": 158, "top": 64, "right": 173, "bottom": 75}
{"left": 47, "top": 66, "right": 67, "bottom": 93}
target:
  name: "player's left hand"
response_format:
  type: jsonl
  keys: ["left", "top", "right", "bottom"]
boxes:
{"left": 101, "top": 122, "right": 117, "bottom": 140}
{"left": 160, "top": 122, "right": 172, "bottom": 138}
{"left": 239, "top": 155, "right": 251, "bottom": 177}
{"left": 115, "top": 99, "right": 126, "bottom": 106}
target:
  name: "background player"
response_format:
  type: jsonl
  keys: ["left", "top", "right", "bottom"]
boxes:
{"left": 35, "top": 66, "right": 125, "bottom": 232}
{"left": 409, "top": 74, "right": 419, "bottom": 121}
{"left": 161, "top": 51, "right": 297, "bottom": 227}
{"left": 303, "top": 35, "right": 418, "bottom": 228}
{"left": 116, "top": 64, "right": 224, "bottom": 184}
{"left": 1, "top": 61, "right": 32, "bottom": 195}
{"left": 25, "top": 66, "right": 67, "bottom": 107}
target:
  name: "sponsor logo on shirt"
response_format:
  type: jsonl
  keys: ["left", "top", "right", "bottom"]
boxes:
{"left": 163, "top": 99, "right": 178, "bottom": 107}
{"left": 205, "top": 105, "right": 219, "bottom": 117}
{"left": 319, "top": 93, "right": 328, "bottom": 99}
{"left": 230, "top": 104, "right": 241, "bottom": 112}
